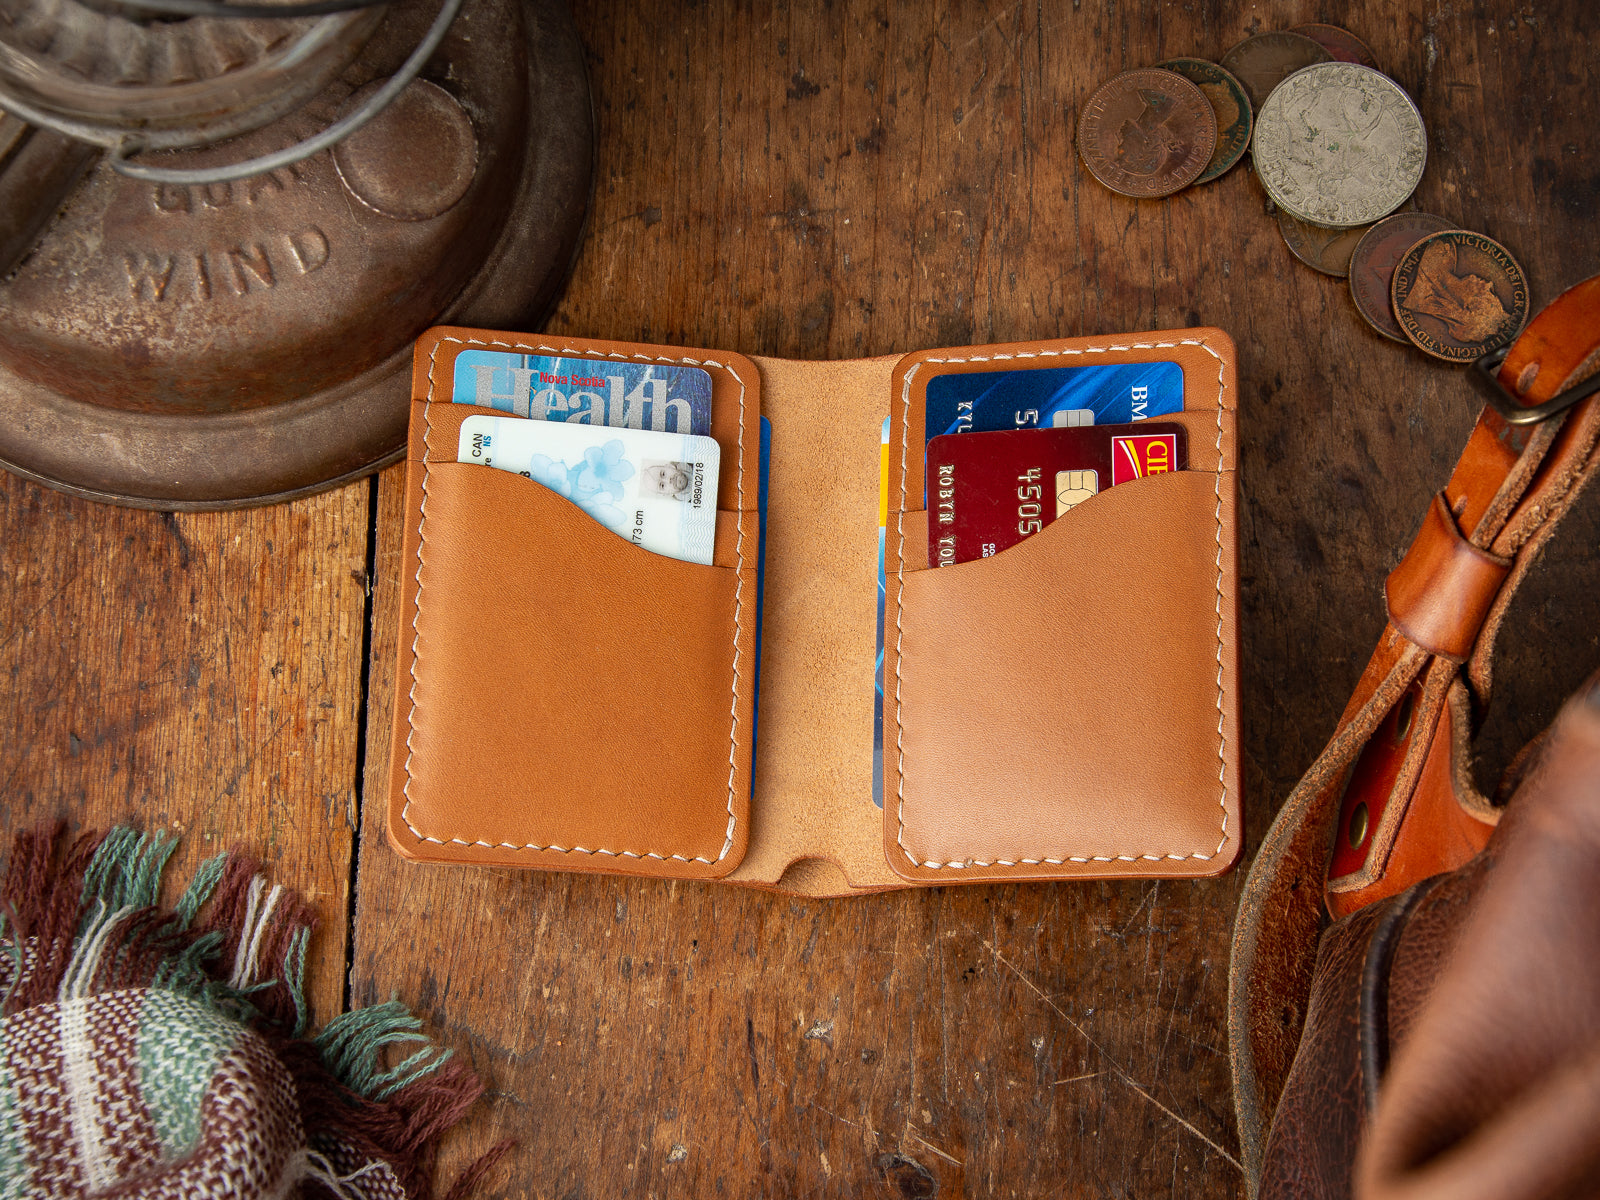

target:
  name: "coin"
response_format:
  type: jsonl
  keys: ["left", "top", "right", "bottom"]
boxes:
{"left": 1076, "top": 69, "right": 1218, "bottom": 199}
{"left": 1290, "top": 23, "right": 1379, "bottom": 67}
{"left": 1391, "top": 230, "right": 1530, "bottom": 362}
{"left": 1157, "top": 58, "right": 1253, "bottom": 184}
{"left": 1219, "top": 31, "right": 1333, "bottom": 110}
{"left": 1347, "top": 211, "right": 1457, "bottom": 340}
{"left": 1276, "top": 210, "right": 1371, "bottom": 277}
{"left": 1252, "top": 63, "right": 1427, "bottom": 227}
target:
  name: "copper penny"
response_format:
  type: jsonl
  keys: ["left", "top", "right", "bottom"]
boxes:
{"left": 1347, "top": 211, "right": 1457, "bottom": 341}
{"left": 1290, "top": 23, "right": 1379, "bottom": 67}
{"left": 1076, "top": 68, "right": 1218, "bottom": 198}
{"left": 1219, "top": 30, "right": 1333, "bottom": 110}
{"left": 1276, "top": 209, "right": 1370, "bottom": 277}
{"left": 1157, "top": 58, "right": 1253, "bottom": 184}
{"left": 1391, "top": 230, "right": 1531, "bottom": 362}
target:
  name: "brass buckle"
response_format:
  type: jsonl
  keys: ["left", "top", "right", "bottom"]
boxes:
{"left": 1471, "top": 345, "right": 1600, "bottom": 426}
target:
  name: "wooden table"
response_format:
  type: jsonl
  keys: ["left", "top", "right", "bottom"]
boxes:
{"left": 4, "top": 2, "right": 1597, "bottom": 1195}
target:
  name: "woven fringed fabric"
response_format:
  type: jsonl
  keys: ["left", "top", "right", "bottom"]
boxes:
{"left": 0, "top": 824, "right": 508, "bottom": 1200}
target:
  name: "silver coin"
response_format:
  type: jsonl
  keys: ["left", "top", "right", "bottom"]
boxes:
{"left": 1251, "top": 62, "right": 1427, "bottom": 228}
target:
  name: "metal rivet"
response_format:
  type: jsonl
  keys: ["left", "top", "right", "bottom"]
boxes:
{"left": 1349, "top": 802, "right": 1370, "bottom": 848}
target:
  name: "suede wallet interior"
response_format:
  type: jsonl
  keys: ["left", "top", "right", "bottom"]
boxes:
{"left": 387, "top": 325, "right": 1242, "bottom": 896}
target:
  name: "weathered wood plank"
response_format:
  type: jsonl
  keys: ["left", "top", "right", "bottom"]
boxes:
{"left": 0, "top": 476, "right": 370, "bottom": 1023}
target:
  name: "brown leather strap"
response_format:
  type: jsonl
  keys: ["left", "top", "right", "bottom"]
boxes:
{"left": 1384, "top": 493, "right": 1511, "bottom": 662}
{"left": 1444, "top": 274, "right": 1600, "bottom": 548}
{"left": 1325, "top": 274, "right": 1600, "bottom": 915}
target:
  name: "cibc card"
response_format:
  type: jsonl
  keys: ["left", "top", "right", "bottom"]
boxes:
{"left": 452, "top": 349, "right": 713, "bottom": 436}
{"left": 926, "top": 422, "right": 1188, "bottom": 566}
{"left": 458, "top": 415, "right": 720, "bottom": 565}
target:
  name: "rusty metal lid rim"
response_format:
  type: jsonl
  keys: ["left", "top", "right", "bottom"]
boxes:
{"left": 0, "top": 346, "right": 415, "bottom": 502}
{"left": 0, "top": 445, "right": 407, "bottom": 512}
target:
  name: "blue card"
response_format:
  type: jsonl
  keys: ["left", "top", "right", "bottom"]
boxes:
{"left": 924, "top": 361, "right": 1183, "bottom": 442}
{"left": 752, "top": 416, "right": 771, "bottom": 798}
{"left": 873, "top": 417, "right": 889, "bottom": 809}
{"left": 452, "top": 349, "right": 713, "bottom": 436}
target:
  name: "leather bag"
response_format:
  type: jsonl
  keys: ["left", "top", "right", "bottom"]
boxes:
{"left": 1228, "top": 272, "right": 1600, "bottom": 1198}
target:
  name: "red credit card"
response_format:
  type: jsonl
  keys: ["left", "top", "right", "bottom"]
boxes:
{"left": 926, "top": 421, "right": 1187, "bottom": 566}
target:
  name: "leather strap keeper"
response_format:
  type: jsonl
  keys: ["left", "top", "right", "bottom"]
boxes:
{"left": 1384, "top": 491, "right": 1511, "bottom": 662}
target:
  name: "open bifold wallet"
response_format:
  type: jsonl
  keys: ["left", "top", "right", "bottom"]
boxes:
{"left": 387, "top": 325, "right": 1242, "bottom": 896}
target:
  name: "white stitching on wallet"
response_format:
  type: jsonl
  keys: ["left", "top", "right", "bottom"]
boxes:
{"left": 401, "top": 335, "right": 746, "bottom": 865}
{"left": 892, "top": 337, "right": 1235, "bottom": 869}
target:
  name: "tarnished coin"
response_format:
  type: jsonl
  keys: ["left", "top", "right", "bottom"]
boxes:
{"left": 1290, "top": 23, "right": 1379, "bottom": 67}
{"left": 1348, "top": 211, "right": 1457, "bottom": 340}
{"left": 1219, "top": 31, "right": 1333, "bottom": 110}
{"left": 1276, "top": 210, "right": 1370, "bottom": 277}
{"left": 1252, "top": 63, "right": 1427, "bottom": 227}
{"left": 1392, "top": 231, "right": 1529, "bottom": 361}
{"left": 1157, "top": 58, "right": 1253, "bottom": 184}
{"left": 1076, "top": 69, "right": 1218, "bottom": 198}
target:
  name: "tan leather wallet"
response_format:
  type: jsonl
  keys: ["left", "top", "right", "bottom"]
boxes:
{"left": 386, "top": 325, "right": 1242, "bottom": 896}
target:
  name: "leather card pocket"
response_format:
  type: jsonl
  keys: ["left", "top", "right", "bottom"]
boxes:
{"left": 886, "top": 461, "right": 1240, "bottom": 882}
{"left": 389, "top": 458, "right": 757, "bottom": 878}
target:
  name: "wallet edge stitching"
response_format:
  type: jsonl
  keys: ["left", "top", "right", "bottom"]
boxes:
{"left": 398, "top": 335, "right": 747, "bottom": 867}
{"left": 891, "top": 336, "right": 1235, "bottom": 869}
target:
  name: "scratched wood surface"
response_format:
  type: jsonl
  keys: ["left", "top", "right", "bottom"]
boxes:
{"left": 0, "top": 481, "right": 370, "bottom": 1022}
{"left": 5, "top": 0, "right": 1600, "bottom": 1197}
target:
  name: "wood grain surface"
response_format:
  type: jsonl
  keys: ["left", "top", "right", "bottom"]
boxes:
{"left": 4, "top": 1, "right": 1599, "bottom": 1197}
{"left": 0, "top": 482, "right": 370, "bottom": 1023}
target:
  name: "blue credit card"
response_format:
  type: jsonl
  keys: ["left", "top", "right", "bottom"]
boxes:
{"left": 873, "top": 417, "right": 889, "bottom": 809}
{"left": 924, "top": 361, "right": 1183, "bottom": 441}
{"left": 752, "top": 416, "right": 771, "bottom": 799}
{"left": 452, "top": 349, "right": 713, "bottom": 436}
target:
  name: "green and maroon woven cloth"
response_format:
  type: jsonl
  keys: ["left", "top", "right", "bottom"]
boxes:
{"left": 0, "top": 825, "right": 501, "bottom": 1200}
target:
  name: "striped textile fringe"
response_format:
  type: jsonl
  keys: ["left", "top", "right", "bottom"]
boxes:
{"left": 0, "top": 822, "right": 510, "bottom": 1200}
